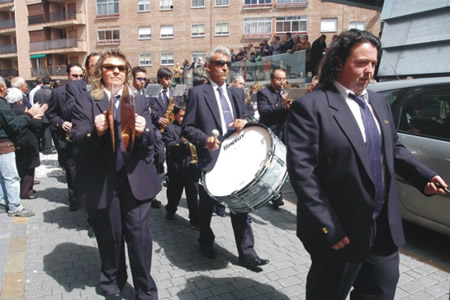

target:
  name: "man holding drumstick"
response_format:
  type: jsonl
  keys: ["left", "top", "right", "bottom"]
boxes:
{"left": 182, "top": 46, "right": 269, "bottom": 272}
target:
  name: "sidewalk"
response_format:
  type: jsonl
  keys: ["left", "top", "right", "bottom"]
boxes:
{"left": 0, "top": 153, "right": 448, "bottom": 299}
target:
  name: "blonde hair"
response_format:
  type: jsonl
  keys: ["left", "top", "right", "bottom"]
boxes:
{"left": 90, "top": 48, "right": 132, "bottom": 100}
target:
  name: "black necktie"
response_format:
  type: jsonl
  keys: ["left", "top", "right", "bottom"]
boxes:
{"left": 217, "top": 87, "right": 234, "bottom": 130}
{"left": 113, "top": 95, "right": 124, "bottom": 171}
{"left": 349, "top": 93, "right": 384, "bottom": 219}
{"left": 162, "top": 89, "right": 169, "bottom": 107}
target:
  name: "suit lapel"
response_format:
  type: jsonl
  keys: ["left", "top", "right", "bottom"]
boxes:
{"left": 327, "top": 89, "right": 374, "bottom": 183}
{"left": 203, "top": 83, "right": 222, "bottom": 133}
{"left": 95, "top": 94, "right": 110, "bottom": 115}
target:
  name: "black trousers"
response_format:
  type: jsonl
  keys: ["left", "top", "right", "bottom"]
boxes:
{"left": 87, "top": 170, "right": 157, "bottom": 300}
{"left": 40, "top": 124, "right": 53, "bottom": 151}
{"left": 18, "top": 168, "right": 34, "bottom": 198}
{"left": 198, "top": 185, "right": 257, "bottom": 260}
{"left": 59, "top": 144, "right": 77, "bottom": 203}
{"left": 306, "top": 208, "right": 400, "bottom": 300}
{"left": 165, "top": 165, "right": 199, "bottom": 226}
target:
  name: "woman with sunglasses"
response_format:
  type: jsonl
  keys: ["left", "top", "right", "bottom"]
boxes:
{"left": 71, "top": 48, "right": 160, "bottom": 300}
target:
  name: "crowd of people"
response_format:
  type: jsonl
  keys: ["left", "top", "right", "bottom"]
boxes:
{"left": 0, "top": 29, "right": 448, "bottom": 300}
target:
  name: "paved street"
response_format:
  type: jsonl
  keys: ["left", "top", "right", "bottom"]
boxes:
{"left": 0, "top": 152, "right": 448, "bottom": 299}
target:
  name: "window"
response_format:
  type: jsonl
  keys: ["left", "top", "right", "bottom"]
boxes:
{"left": 215, "top": 22, "right": 230, "bottom": 36}
{"left": 192, "top": 0, "right": 205, "bottom": 7}
{"left": 139, "top": 54, "right": 152, "bottom": 66}
{"left": 138, "top": 27, "right": 152, "bottom": 39}
{"left": 97, "top": 28, "right": 120, "bottom": 44}
{"left": 97, "top": 0, "right": 119, "bottom": 16}
{"left": 160, "top": 26, "right": 174, "bottom": 38}
{"left": 160, "top": 0, "right": 173, "bottom": 10}
{"left": 161, "top": 52, "right": 174, "bottom": 65}
{"left": 215, "top": 0, "right": 230, "bottom": 6}
{"left": 243, "top": 18, "right": 272, "bottom": 36}
{"left": 192, "top": 52, "right": 206, "bottom": 63}
{"left": 349, "top": 21, "right": 365, "bottom": 30}
{"left": 321, "top": 18, "right": 337, "bottom": 32}
{"left": 276, "top": 16, "right": 307, "bottom": 34}
{"left": 138, "top": 0, "right": 151, "bottom": 12}
{"left": 244, "top": 0, "right": 272, "bottom": 6}
{"left": 191, "top": 24, "right": 205, "bottom": 37}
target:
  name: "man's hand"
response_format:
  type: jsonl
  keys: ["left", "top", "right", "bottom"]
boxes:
{"left": 62, "top": 121, "right": 72, "bottom": 132}
{"left": 205, "top": 136, "right": 220, "bottom": 151}
{"left": 26, "top": 103, "right": 48, "bottom": 118}
{"left": 424, "top": 175, "right": 448, "bottom": 195}
{"left": 95, "top": 111, "right": 108, "bottom": 136}
{"left": 331, "top": 237, "right": 350, "bottom": 250}
{"left": 228, "top": 119, "right": 248, "bottom": 132}
{"left": 281, "top": 93, "right": 293, "bottom": 108}
{"left": 135, "top": 114, "right": 146, "bottom": 138}
{"left": 159, "top": 117, "right": 169, "bottom": 127}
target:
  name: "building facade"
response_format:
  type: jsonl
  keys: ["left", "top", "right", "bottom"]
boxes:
{"left": 1, "top": 0, "right": 380, "bottom": 80}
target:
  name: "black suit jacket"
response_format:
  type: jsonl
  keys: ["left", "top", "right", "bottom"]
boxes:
{"left": 182, "top": 82, "right": 250, "bottom": 172}
{"left": 149, "top": 87, "right": 174, "bottom": 129}
{"left": 71, "top": 90, "right": 160, "bottom": 210}
{"left": 163, "top": 121, "right": 191, "bottom": 173}
{"left": 64, "top": 80, "right": 88, "bottom": 121}
{"left": 257, "top": 85, "right": 288, "bottom": 141}
{"left": 286, "top": 86, "right": 436, "bottom": 262}
{"left": 47, "top": 85, "right": 70, "bottom": 149}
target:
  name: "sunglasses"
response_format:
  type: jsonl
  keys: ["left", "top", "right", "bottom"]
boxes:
{"left": 212, "top": 60, "right": 231, "bottom": 67}
{"left": 102, "top": 64, "right": 127, "bottom": 72}
{"left": 70, "top": 74, "right": 83, "bottom": 78}
{"left": 136, "top": 77, "right": 147, "bottom": 81}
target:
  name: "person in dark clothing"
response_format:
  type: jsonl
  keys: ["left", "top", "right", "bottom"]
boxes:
{"left": 34, "top": 75, "right": 54, "bottom": 154}
{"left": 311, "top": 34, "right": 327, "bottom": 76}
{"left": 163, "top": 104, "right": 200, "bottom": 228}
{"left": 7, "top": 88, "right": 41, "bottom": 200}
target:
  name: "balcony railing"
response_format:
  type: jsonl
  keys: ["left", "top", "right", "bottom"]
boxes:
{"left": 229, "top": 50, "right": 306, "bottom": 83}
{"left": 28, "top": 10, "right": 77, "bottom": 25}
{"left": 30, "top": 38, "right": 77, "bottom": 51}
{"left": 0, "top": 69, "right": 18, "bottom": 77}
{"left": 0, "top": 44, "right": 16, "bottom": 54}
{"left": 276, "top": 0, "right": 308, "bottom": 7}
{"left": 0, "top": 18, "right": 14, "bottom": 29}
{"left": 31, "top": 66, "right": 67, "bottom": 77}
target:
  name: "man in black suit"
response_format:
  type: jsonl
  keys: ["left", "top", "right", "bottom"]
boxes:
{"left": 71, "top": 48, "right": 160, "bottom": 300}
{"left": 311, "top": 34, "right": 327, "bottom": 76}
{"left": 257, "top": 68, "right": 290, "bottom": 209}
{"left": 286, "top": 30, "right": 448, "bottom": 300}
{"left": 47, "top": 63, "right": 84, "bottom": 211}
{"left": 182, "top": 46, "right": 269, "bottom": 272}
{"left": 163, "top": 104, "right": 200, "bottom": 228}
{"left": 34, "top": 75, "right": 54, "bottom": 154}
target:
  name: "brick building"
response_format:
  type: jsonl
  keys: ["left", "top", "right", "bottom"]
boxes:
{"left": 0, "top": 0, "right": 380, "bottom": 80}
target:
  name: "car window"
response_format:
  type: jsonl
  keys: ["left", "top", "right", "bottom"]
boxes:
{"left": 378, "top": 88, "right": 403, "bottom": 106}
{"left": 398, "top": 84, "right": 450, "bottom": 141}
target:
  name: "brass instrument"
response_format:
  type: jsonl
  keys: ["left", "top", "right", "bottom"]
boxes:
{"left": 187, "top": 141, "right": 198, "bottom": 164}
{"left": 160, "top": 95, "right": 175, "bottom": 133}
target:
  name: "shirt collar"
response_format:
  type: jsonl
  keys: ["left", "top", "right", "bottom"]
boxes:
{"left": 210, "top": 80, "right": 227, "bottom": 92}
{"left": 104, "top": 86, "right": 123, "bottom": 100}
{"left": 333, "top": 80, "right": 367, "bottom": 101}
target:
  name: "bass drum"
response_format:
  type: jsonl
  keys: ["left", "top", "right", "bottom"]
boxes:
{"left": 203, "top": 123, "right": 287, "bottom": 213}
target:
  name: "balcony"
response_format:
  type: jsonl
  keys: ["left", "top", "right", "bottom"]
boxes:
{"left": 0, "top": 43, "right": 16, "bottom": 54}
{"left": 0, "top": 18, "right": 14, "bottom": 30}
{"left": 243, "top": 1, "right": 272, "bottom": 9}
{"left": 0, "top": 0, "right": 13, "bottom": 4}
{"left": 31, "top": 65, "right": 66, "bottom": 77}
{"left": 30, "top": 38, "right": 77, "bottom": 51}
{"left": 28, "top": 10, "right": 77, "bottom": 25}
{"left": 0, "top": 69, "right": 18, "bottom": 77}
{"left": 275, "top": 0, "right": 308, "bottom": 8}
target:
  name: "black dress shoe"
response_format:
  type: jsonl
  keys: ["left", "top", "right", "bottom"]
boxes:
{"left": 199, "top": 244, "right": 217, "bottom": 259}
{"left": 151, "top": 199, "right": 161, "bottom": 208}
{"left": 21, "top": 195, "right": 37, "bottom": 199}
{"left": 104, "top": 293, "right": 121, "bottom": 300}
{"left": 239, "top": 256, "right": 270, "bottom": 272}
{"left": 272, "top": 199, "right": 284, "bottom": 210}
{"left": 69, "top": 201, "right": 80, "bottom": 212}
{"left": 166, "top": 213, "right": 175, "bottom": 220}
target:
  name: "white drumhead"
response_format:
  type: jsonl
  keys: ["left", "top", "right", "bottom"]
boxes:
{"left": 204, "top": 126, "right": 271, "bottom": 197}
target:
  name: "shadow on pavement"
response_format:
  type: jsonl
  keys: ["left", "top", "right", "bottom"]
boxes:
{"left": 43, "top": 242, "right": 100, "bottom": 292}
{"left": 37, "top": 186, "right": 71, "bottom": 205}
{"left": 176, "top": 275, "right": 289, "bottom": 299}
{"left": 43, "top": 206, "right": 89, "bottom": 233}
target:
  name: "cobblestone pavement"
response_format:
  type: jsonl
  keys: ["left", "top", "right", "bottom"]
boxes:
{"left": 0, "top": 152, "right": 448, "bottom": 299}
